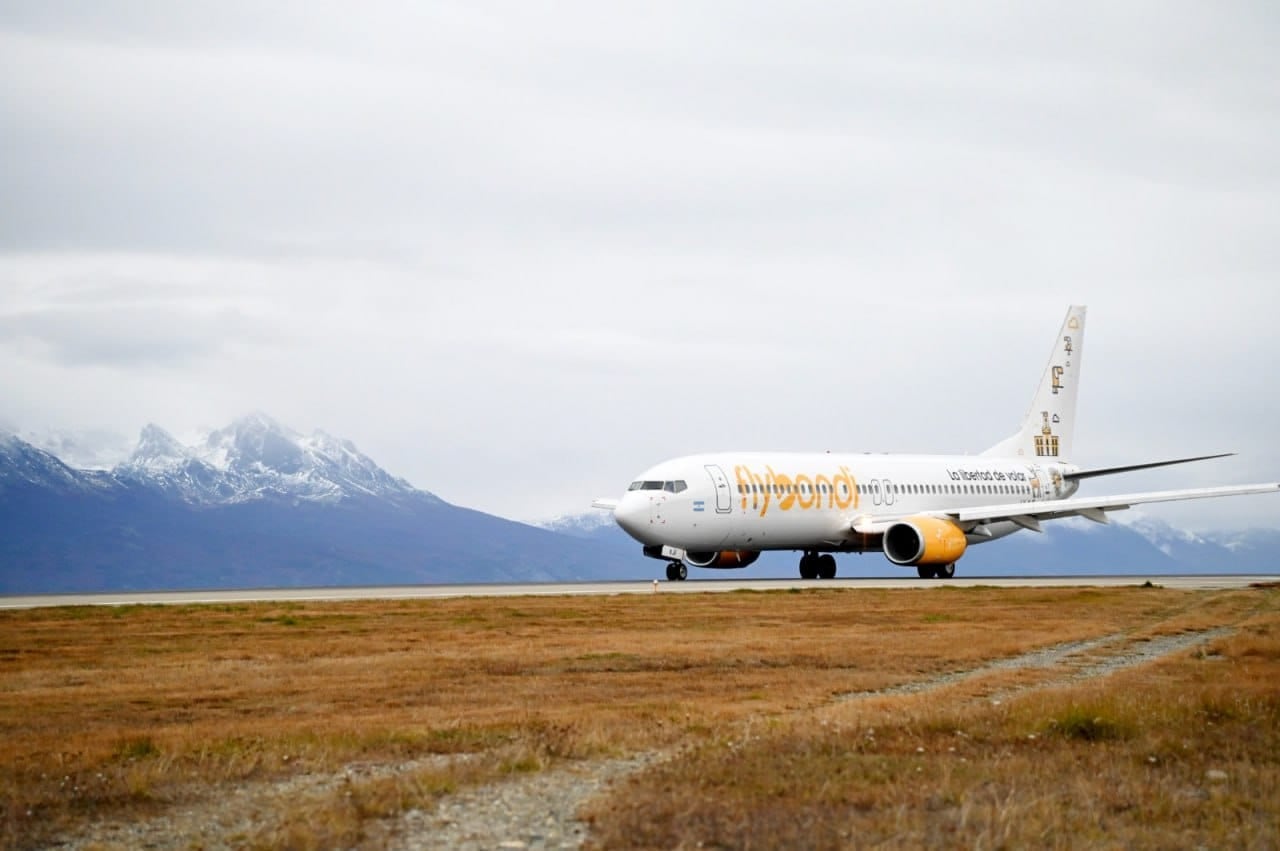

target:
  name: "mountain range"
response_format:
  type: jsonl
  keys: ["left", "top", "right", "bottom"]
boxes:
{"left": 0, "top": 415, "right": 636, "bottom": 593}
{"left": 1, "top": 416, "right": 1276, "bottom": 593}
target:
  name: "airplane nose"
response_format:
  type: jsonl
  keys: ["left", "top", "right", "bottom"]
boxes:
{"left": 614, "top": 494, "right": 649, "bottom": 541}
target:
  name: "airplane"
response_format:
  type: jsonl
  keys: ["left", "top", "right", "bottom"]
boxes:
{"left": 592, "top": 305, "right": 1279, "bottom": 581}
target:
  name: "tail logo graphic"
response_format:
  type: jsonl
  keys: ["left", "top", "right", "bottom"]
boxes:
{"left": 1036, "top": 411, "right": 1059, "bottom": 457}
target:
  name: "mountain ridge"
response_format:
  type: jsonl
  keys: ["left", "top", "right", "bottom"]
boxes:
{"left": 0, "top": 418, "right": 632, "bottom": 593}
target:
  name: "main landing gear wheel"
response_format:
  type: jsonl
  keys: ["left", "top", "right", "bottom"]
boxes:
{"left": 799, "top": 552, "right": 837, "bottom": 579}
{"left": 799, "top": 552, "right": 818, "bottom": 579}
{"left": 665, "top": 562, "right": 688, "bottom": 581}
{"left": 817, "top": 553, "right": 837, "bottom": 579}
{"left": 917, "top": 564, "right": 956, "bottom": 580}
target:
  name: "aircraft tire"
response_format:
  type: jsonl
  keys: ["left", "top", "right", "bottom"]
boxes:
{"left": 917, "top": 565, "right": 938, "bottom": 579}
{"left": 666, "top": 562, "right": 687, "bottom": 581}
{"left": 798, "top": 553, "right": 818, "bottom": 580}
{"left": 817, "top": 554, "right": 837, "bottom": 579}
{"left": 937, "top": 563, "right": 956, "bottom": 579}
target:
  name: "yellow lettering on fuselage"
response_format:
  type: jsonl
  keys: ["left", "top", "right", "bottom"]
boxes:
{"left": 734, "top": 464, "right": 859, "bottom": 517}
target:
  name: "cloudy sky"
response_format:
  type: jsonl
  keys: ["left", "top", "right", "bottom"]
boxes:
{"left": 2, "top": 2, "right": 1277, "bottom": 531}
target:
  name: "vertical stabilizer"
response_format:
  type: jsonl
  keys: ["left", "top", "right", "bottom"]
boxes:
{"left": 982, "top": 305, "right": 1086, "bottom": 461}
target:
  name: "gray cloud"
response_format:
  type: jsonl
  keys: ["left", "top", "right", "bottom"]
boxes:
{"left": 1, "top": 3, "right": 1277, "bottom": 530}
{"left": 0, "top": 304, "right": 267, "bottom": 367}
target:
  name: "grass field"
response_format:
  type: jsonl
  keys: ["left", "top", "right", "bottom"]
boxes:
{"left": 1, "top": 584, "right": 1277, "bottom": 849}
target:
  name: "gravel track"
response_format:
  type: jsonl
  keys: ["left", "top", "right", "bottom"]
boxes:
{"left": 387, "top": 753, "right": 663, "bottom": 851}
{"left": 837, "top": 627, "right": 1232, "bottom": 701}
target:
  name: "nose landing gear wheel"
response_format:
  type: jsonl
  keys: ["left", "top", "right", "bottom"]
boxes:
{"left": 665, "top": 562, "right": 688, "bottom": 581}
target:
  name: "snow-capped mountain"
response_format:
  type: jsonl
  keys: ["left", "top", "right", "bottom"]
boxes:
{"left": 0, "top": 419, "right": 637, "bottom": 593}
{"left": 0, "top": 432, "right": 114, "bottom": 495}
{"left": 539, "top": 509, "right": 620, "bottom": 539}
{"left": 113, "top": 414, "right": 429, "bottom": 506}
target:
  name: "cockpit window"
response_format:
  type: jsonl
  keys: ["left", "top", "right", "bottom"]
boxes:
{"left": 629, "top": 480, "right": 686, "bottom": 492}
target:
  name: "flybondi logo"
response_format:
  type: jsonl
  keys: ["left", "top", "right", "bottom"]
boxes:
{"left": 734, "top": 465, "right": 859, "bottom": 517}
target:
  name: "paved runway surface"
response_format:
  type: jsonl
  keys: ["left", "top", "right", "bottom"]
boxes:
{"left": 2, "top": 575, "right": 1273, "bottom": 609}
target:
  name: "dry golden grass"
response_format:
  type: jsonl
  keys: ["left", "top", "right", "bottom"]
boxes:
{"left": 583, "top": 590, "right": 1280, "bottom": 850}
{"left": 0, "top": 585, "right": 1273, "bottom": 849}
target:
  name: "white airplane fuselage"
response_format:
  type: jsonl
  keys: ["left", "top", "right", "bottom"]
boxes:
{"left": 615, "top": 452, "right": 1079, "bottom": 556}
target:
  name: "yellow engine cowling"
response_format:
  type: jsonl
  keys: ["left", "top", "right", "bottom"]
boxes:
{"left": 684, "top": 550, "right": 762, "bottom": 569}
{"left": 883, "top": 516, "right": 968, "bottom": 566}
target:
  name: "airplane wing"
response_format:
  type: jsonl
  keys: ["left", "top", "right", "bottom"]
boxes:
{"left": 591, "top": 498, "right": 619, "bottom": 511}
{"left": 849, "top": 483, "right": 1279, "bottom": 535}
{"left": 948, "top": 483, "right": 1280, "bottom": 533}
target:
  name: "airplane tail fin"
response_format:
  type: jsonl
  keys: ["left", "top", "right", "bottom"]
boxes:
{"left": 982, "top": 305, "right": 1086, "bottom": 462}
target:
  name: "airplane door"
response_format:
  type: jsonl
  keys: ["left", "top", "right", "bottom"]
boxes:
{"left": 704, "top": 465, "right": 733, "bottom": 514}
{"left": 884, "top": 479, "right": 895, "bottom": 506}
{"left": 870, "top": 479, "right": 882, "bottom": 506}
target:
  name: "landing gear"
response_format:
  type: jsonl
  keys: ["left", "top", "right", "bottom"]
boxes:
{"left": 665, "top": 561, "right": 688, "bottom": 581}
{"left": 799, "top": 552, "right": 838, "bottom": 579}
{"left": 917, "top": 564, "right": 956, "bottom": 580}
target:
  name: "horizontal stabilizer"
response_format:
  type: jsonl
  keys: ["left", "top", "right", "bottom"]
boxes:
{"left": 591, "top": 498, "right": 619, "bottom": 511}
{"left": 1065, "top": 453, "right": 1235, "bottom": 481}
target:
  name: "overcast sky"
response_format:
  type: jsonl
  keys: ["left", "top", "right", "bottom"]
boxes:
{"left": 2, "top": 2, "right": 1277, "bottom": 531}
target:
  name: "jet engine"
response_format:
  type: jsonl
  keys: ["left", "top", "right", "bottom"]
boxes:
{"left": 684, "top": 550, "right": 762, "bottom": 569}
{"left": 883, "top": 516, "right": 968, "bottom": 566}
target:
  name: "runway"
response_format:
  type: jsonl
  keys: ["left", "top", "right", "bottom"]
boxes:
{"left": 1, "top": 575, "right": 1273, "bottom": 609}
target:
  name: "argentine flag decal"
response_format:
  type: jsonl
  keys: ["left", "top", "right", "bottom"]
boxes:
{"left": 692, "top": 500, "right": 706, "bottom": 512}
